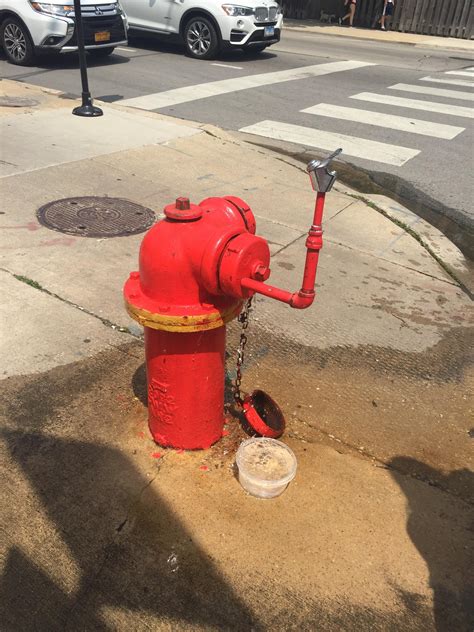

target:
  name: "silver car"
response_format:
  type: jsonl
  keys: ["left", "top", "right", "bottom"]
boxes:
{"left": 0, "top": 0, "right": 128, "bottom": 65}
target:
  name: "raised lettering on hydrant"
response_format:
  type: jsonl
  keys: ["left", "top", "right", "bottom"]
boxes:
{"left": 124, "top": 150, "right": 341, "bottom": 450}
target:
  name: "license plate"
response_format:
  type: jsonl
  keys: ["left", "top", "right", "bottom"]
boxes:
{"left": 264, "top": 26, "right": 275, "bottom": 37}
{"left": 94, "top": 31, "right": 110, "bottom": 42}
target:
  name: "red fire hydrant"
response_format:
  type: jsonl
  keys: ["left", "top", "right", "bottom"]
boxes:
{"left": 124, "top": 151, "right": 341, "bottom": 449}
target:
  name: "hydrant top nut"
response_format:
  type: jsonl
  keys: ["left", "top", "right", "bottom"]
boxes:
{"left": 175, "top": 197, "right": 190, "bottom": 210}
{"left": 164, "top": 198, "right": 203, "bottom": 221}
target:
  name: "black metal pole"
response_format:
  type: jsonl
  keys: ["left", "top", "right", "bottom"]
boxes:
{"left": 72, "top": 0, "right": 103, "bottom": 117}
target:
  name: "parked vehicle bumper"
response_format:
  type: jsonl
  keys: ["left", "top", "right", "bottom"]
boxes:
{"left": 32, "top": 13, "right": 127, "bottom": 51}
{"left": 219, "top": 14, "right": 283, "bottom": 47}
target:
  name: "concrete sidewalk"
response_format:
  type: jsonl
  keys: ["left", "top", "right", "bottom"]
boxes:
{"left": 284, "top": 18, "right": 474, "bottom": 52}
{"left": 1, "top": 80, "right": 473, "bottom": 630}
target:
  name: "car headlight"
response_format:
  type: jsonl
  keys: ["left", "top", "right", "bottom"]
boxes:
{"left": 222, "top": 4, "right": 255, "bottom": 17}
{"left": 29, "top": 2, "right": 74, "bottom": 16}
{"left": 29, "top": 2, "right": 123, "bottom": 16}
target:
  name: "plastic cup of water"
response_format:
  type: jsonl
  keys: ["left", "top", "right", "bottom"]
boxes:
{"left": 236, "top": 437, "right": 297, "bottom": 499}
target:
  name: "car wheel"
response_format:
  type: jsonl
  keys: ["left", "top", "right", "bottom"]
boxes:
{"left": 184, "top": 17, "right": 219, "bottom": 59}
{"left": 88, "top": 47, "right": 115, "bottom": 58}
{"left": 1, "top": 17, "right": 35, "bottom": 66}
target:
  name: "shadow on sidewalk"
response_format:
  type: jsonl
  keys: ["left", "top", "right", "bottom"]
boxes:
{"left": 1, "top": 429, "right": 257, "bottom": 631}
{"left": 389, "top": 457, "right": 474, "bottom": 632}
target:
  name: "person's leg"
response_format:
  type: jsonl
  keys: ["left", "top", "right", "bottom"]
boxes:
{"left": 380, "top": 3, "right": 387, "bottom": 29}
{"left": 349, "top": 3, "right": 356, "bottom": 25}
{"left": 340, "top": 10, "right": 350, "bottom": 23}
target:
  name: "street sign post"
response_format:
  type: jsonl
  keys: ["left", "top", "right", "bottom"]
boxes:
{"left": 72, "top": 0, "right": 103, "bottom": 117}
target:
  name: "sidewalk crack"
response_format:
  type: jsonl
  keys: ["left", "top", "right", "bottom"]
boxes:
{"left": 64, "top": 472, "right": 160, "bottom": 629}
{"left": 1, "top": 268, "right": 140, "bottom": 339}
{"left": 347, "top": 194, "right": 472, "bottom": 299}
{"left": 290, "top": 422, "right": 473, "bottom": 507}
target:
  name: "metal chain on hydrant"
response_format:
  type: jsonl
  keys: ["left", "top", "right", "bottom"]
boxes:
{"left": 233, "top": 296, "right": 254, "bottom": 406}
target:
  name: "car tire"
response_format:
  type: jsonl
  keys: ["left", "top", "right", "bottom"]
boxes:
{"left": 184, "top": 17, "right": 219, "bottom": 60}
{"left": 88, "top": 47, "right": 115, "bottom": 58}
{"left": 1, "top": 17, "right": 35, "bottom": 66}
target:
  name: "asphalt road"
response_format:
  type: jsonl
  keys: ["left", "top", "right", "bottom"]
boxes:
{"left": 1, "top": 28, "right": 473, "bottom": 253}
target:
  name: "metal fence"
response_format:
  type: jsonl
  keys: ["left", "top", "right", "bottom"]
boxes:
{"left": 281, "top": 0, "right": 474, "bottom": 39}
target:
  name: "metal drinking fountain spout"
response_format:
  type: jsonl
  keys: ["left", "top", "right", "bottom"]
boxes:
{"left": 240, "top": 148, "right": 343, "bottom": 309}
{"left": 306, "top": 147, "right": 342, "bottom": 193}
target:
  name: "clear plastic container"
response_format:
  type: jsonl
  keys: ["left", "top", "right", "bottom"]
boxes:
{"left": 236, "top": 437, "right": 297, "bottom": 499}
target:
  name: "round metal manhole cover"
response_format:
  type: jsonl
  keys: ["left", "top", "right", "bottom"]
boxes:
{"left": 37, "top": 197, "right": 156, "bottom": 238}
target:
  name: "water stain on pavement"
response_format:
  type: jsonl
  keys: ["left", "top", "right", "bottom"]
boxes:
{"left": 1, "top": 340, "right": 472, "bottom": 630}
{"left": 229, "top": 323, "right": 473, "bottom": 502}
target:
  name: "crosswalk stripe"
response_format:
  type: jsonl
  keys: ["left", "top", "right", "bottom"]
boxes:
{"left": 239, "top": 120, "right": 420, "bottom": 166}
{"left": 119, "top": 60, "right": 375, "bottom": 110}
{"left": 351, "top": 92, "right": 474, "bottom": 119}
{"left": 444, "top": 70, "right": 474, "bottom": 77}
{"left": 389, "top": 83, "right": 474, "bottom": 102}
{"left": 301, "top": 103, "right": 464, "bottom": 139}
{"left": 420, "top": 76, "right": 474, "bottom": 88}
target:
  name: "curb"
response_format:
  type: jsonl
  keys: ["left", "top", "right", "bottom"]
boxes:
{"left": 232, "top": 130, "right": 472, "bottom": 296}
{"left": 283, "top": 22, "right": 474, "bottom": 52}
{"left": 336, "top": 188, "right": 473, "bottom": 298}
{"left": 2, "top": 79, "right": 471, "bottom": 297}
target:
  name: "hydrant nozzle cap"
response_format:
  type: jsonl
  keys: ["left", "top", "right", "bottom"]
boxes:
{"left": 164, "top": 197, "right": 203, "bottom": 221}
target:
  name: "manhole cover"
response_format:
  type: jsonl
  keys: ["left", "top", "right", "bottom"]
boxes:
{"left": 37, "top": 197, "right": 155, "bottom": 238}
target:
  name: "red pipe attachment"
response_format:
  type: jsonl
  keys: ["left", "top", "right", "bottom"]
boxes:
{"left": 241, "top": 192, "right": 326, "bottom": 309}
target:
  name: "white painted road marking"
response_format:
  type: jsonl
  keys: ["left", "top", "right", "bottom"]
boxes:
{"left": 120, "top": 60, "right": 375, "bottom": 110}
{"left": 301, "top": 103, "right": 464, "bottom": 139}
{"left": 351, "top": 93, "right": 474, "bottom": 119}
{"left": 444, "top": 70, "right": 474, "bottom": 77}
{"left": 239, "top": 120, "right": 420, "bottom": 166}
{"left": 420, "top": 76, "right": 474, "bottom": 88}
{"left": 212, "top": 63, "right": 243, "bottom": 69}
{"left": 389, "top": 83, "right": 474, "bottom": 102}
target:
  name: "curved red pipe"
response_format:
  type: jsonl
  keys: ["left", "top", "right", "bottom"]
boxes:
{"left": 241, "top": 192, "right": 326, "bottom": 309}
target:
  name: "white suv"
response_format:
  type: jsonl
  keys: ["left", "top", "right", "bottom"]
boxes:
{"left": 0, "top": 1, "right": 128, "bottom": 66}
{"left": 121, "top": 1, "right": 283, "bottom": 59}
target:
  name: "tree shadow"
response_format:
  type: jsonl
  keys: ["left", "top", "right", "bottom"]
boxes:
{"left": 389, "top": 457, "right": 474, "bottom": 632}
{"left": 1, "top": 429, "right": 258, "bottom": 630}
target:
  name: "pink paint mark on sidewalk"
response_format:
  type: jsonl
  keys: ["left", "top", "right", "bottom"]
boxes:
{"left": 1, "top": 221, "right": 41, "bottom": 231}
{"left": 151, "top": 452, "right": 162, "bottom": 459}
{"left": 40, "top": 237, "right": 76, "bottom": 247}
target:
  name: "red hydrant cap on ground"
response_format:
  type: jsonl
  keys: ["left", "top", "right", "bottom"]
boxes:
{"left": 164, "top": 197, "right": 203, "bottom": 221}
{"left": 242, "top": 390, "right": 285, "bottom": 439}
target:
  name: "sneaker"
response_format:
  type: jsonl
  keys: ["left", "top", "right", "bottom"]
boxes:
{"left": 381, "top": 25, "right": 386, "bottom": 30}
